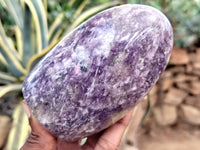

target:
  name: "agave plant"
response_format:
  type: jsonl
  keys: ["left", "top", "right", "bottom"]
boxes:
{"left": 0, "top": 0, "right": 121, "bottom": 98}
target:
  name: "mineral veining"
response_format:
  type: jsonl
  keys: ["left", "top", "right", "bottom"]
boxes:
{"left": 22, "top": 4, "right": 173, "bottom": 141}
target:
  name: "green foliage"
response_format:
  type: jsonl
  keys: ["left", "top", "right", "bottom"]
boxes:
{"left": 128, "top": 0, "right": 200, "bottom": 48}
{"left": 0, "top": 4, "right": 15, "bottom": 31}
{"left": 0, "top": 0, "right": 121, "bottom": 98}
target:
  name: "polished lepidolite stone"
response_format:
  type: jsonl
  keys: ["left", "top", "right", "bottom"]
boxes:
{"left": 22, "top": 4, "right": 173, "bottom": 141}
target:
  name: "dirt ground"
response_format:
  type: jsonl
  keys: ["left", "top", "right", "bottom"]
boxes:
{"left": 137, "top": 123, "right": 200, "bottom": 150}
{"left": 121, "top": 103, "right": 200, "bottom": 150}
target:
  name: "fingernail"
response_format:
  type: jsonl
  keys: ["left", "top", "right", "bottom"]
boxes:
{"left": 79, "top": 137, "right": 87, "bottom": 146}
{"left": 22, "top": 100, "right": 31, "bottom": 118}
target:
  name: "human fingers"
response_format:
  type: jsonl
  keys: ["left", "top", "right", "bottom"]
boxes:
{"left": 94, "top": 109, "right": 135, "bottom": 150}
{"left": 56, "top": 138, "right": 81, "bottom": 150}
{"left": 20, "top": 100, "right": 56, "bottom": 150}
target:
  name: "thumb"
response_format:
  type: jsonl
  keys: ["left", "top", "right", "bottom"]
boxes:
{"left": 22, "top": 100, "right": 47, "bottom": 134}
{"left": 21, "top": 100, "right": 56, "bottom": 150}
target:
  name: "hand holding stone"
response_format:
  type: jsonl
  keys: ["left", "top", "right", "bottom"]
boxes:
{"left": 20, "top": 101, "right": 134, "bottom": 150}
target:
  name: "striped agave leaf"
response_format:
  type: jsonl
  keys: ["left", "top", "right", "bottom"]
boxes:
{"left": 0, "top": 52, "right": 8, "bottom": 66}
{"left": 0, "top": 71, "right": 18, "bottom": 84}
{"left": 21, "top": 3, "right": 32, "bottom": 65}
{"left": 26, "top": 39, "right": 59, "bottom": 72}
{"left": 5, "top": 103, "right": 29, "bottom": 150}
{"left": 0, "top": 84, "right": 22, "bottom": 98}
{"left": 0, "top": 0, "right": 23, "bottom": 31}
{"left": 0, "top": 0, "right": 61, "bottom": 97}
{"left": 48, "top": 12, "right": 65, "bottom": 44}
{"left": 23, "top": 0, "right": 48, "bottom": 58}
{"left": 0, "top": 38, "right": 26, "bottom": 77}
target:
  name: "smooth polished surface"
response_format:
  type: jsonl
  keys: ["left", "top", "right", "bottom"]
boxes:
{"left": 22, "top": 4, "right": 173, "bottom": 141}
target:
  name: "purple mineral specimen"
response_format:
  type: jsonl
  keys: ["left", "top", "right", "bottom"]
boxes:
{"left": 22, "top": 4, "right": 173, "bottom": 141}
